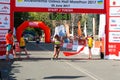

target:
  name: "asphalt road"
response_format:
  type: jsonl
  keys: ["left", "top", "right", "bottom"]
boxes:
{"left": 0, "top": 42, "right": 120, "bottom": 80}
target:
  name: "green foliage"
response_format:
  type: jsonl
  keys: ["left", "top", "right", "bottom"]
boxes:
{"left": 79, "top": 14, "right": 99, "bottom": 35}
{"left": 14, "top": 12, "right": 99, "bottom": 36}
{"left": 14, "top": 12, "right": 52, "bottom": 36}
{"left": 49, "top": 13, "right": 71, "bottom": 20}
{"left": 14, "top": 12, "right": 29, "bottom": 29}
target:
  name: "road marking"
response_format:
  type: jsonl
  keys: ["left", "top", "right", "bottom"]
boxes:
{"left": 65, "top": 62, "right": 103, "bottom": 80}
{"left": 35, "top": 42, "right": 103, "bottom": 80}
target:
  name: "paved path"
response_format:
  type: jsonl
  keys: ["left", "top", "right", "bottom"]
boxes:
{"left": 0, "top": 42, "right": 120, "bottom": 80}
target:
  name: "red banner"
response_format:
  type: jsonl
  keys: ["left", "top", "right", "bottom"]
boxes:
{"left": 63, "top": 46, "right": 84, "bottom": 56}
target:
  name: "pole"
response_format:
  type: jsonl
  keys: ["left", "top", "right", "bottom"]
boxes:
{"left": 93, "top": 17, "right": 95, "bottom": 37}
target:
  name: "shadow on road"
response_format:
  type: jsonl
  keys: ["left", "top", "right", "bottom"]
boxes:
{"left": 13, "top": 57, "right": 101, "bottom": 62}
{"left": 0, "top": 60, "right": 18, "bottom": 80}
{"left": 43, "top": 75, "right": 85, "bottom": 79}
{"left": 0, "top": 57, "right": 101, "bottom": 80}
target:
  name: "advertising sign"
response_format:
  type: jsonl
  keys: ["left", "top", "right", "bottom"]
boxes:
{"left": 0, "top": 0, "right": 10, "bottom": 3}
{"left": 0, "top": 0, "right": 10, "bottom": 58}
{"left": 109, "top": 32, "right": 120, "bottom": 43}
{"left": 0, "top": 4, "right": 10, "bottom": 14}
{"left": 110, "top": 0, "right": 120, "bottom": 6}
{"left": 0, "top": 29, "right": 7, "bottom": 41}
{"left": 109, "top": 17, "right": 120, "bottom": 31}
{"left": 0, "top": 30, "right": 8, "bottom": 56}
{"left": 106, "top": 0, "right": 120, "bottom": 59}
{"left": 16, "top": 0, "right": 104, "bottom": 9}
{"left": 110, "top": 7, "right": 120, "bottom": 17}
{"left": 0, "top": 14, "right": 10, "bottom": 29}
{"left": 0, "top": 41, "right": 6, "bottom": 56}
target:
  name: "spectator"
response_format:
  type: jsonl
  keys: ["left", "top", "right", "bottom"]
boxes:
{"left": 5, "top": 29, "right": 13, "bottom": 61}
{"left": 63, "top": 35, "right": 70, "bottom": 43}
{"left": 35, "top": 35, "right": 40, "bottom": 47}
{"left": 73, "top": 35, "right": 78, "bottom": 45}
{"left": 87, "top": 35, "right": 93, "bottom": 59}
{"left": 12, "top": 39, "right": 17, "bottom": 58}
{"left": 19, "top": 34, "right": 29, "bottom": 58}
{"left": 100, "top": 38, "right": 104, "bottom": 59}
{"left": 5, "top": 29, "right": 17, "bottom": 61}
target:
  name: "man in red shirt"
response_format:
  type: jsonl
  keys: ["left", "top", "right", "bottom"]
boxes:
{"left": 5, "top": 29, "right": 14, "bottom": 61}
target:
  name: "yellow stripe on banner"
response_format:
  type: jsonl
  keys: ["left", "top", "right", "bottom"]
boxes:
{"left": 17, "top": 0, "right": 23, "bottom": 2}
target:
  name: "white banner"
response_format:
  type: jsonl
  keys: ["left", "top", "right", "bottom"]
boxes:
{"left": 0, "top": 29, "right": 8, "bottom": 41}
{"left": 109, "top": 32, "right": 120, "bottom": 43}
{"left": 54, "top": 25, "right": 66, "bottom": 37}
{"left": 0, "top": 14, "right": 10, "bottom": 29}
{"left": 72, "top": 45, "right": 78, "bottom": 51}
{"left": 0, "top": 0, "right": 10, "bottom": 3}
{"left": 110, "top": 0, "right": 120, "bottom": 6}
{"left": 110, "top": 7, "right": 120, "bottom": 17}
{"left": 16, "top": 0, "right": 104, "bottom": 9}
{"left": 98, "top": 14, "right": 105, "bottom": 38}
{"left": 109, "top": 17, "right": 120, "bottom": 31}
{"left": 0, "top": 4, "right": 10, "bottom": 14}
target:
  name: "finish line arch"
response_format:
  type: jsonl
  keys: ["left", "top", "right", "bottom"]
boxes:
{"left": 16, "top": 21, "right": 51, "bottom": 43}
{"left": 1, "top": 0, "right": 120, "bottom": 59}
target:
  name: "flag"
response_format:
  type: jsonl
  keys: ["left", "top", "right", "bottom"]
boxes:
{"left": 98, "top": 14, "right": 105, "bottom": 38}
{"left": 77, "top": 21, "right": 82, "bottom": 37}
{"left": 84, "top": 21, "right": 87, "bottom": 37}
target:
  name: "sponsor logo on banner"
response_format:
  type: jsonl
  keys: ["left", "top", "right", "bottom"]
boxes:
{"left": 0, "top": 15, "right": 10, "bottom": 29}
{"left": 109, "top": 17, "right": 120, "bottom": 31}
{"left": 110, "top": 19, "right": 117, "bottom": 27}
{"left": 109, "top": 32, "right": 120, "bottom": 43}
{"left": 110, "top": 0, "right": 120, "bottom": 6}
{"left": 110, "top": 24, "right": 117, "bottom": 27}
{"left": 111, "top": 19, "right": 116, "bottom": 23}
{"left": 17, "top": 0, "right": 23, "bottom": 2}
{"left": 0, "top": 4, "right": 10, "bottom": 14}
{"left": 110, "top": 7, "right": 120, "bottom": 17}
{"left": 0, "top": 30, "right": 7, "bottom": 41}
{"left": 97, "top": 0, "right": 103, "bottom": 4}
{"left": 29, "top": 22, "right": 39, "bottom": 27}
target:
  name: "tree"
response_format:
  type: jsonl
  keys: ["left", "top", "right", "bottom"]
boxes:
{"left": 14, "top": 12, "right": 53, "bottom": 36}
{"left": 14, "top": 12, "right": 99, "bottom": 37}
{"left": 14, "top": 12, "right": 29, "bottom": 29}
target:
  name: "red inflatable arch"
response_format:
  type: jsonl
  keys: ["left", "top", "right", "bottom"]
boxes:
{"left": 16, "top": 21, "right": 51, "bottom": 43}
